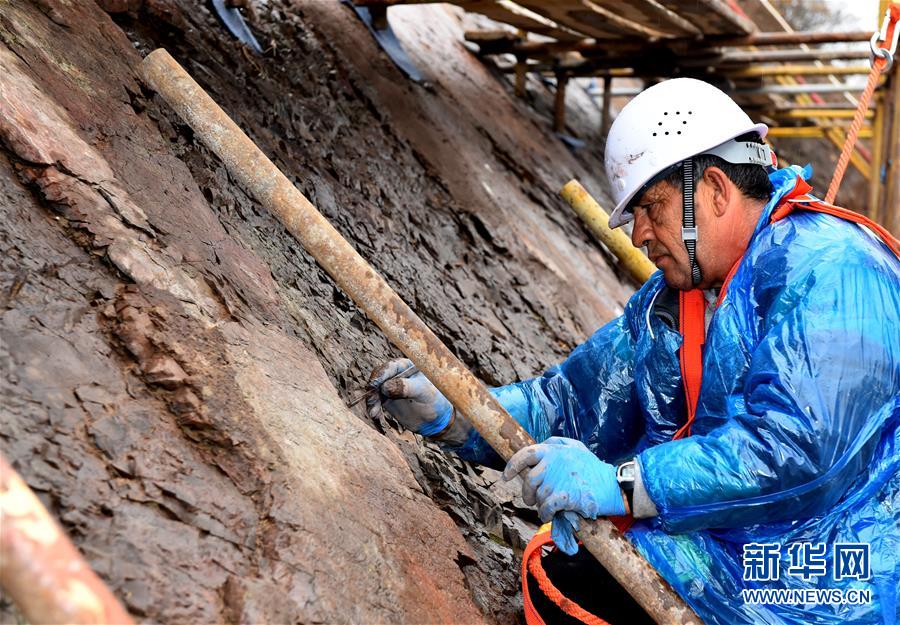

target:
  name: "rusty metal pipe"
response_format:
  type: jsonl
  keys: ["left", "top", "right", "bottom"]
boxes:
{"left": 0, "top": 454, "right": 134, "bottom": 624}
{"left": 139, "top": 48, "right": 701, "bottom": 625}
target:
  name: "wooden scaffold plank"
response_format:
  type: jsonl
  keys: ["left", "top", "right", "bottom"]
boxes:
{"left": 574, "top": 0, "right": 702, "bottom": 37}
{"left": 458, "top": 0, "right": 585, "bottom": 40}
{"left": 657, "top": 0, "right": 756, "bottom": 35}
{"left": 513, "top": 0, "right": 631, "bottom": 39}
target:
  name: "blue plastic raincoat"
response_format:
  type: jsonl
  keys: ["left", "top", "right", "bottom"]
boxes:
{"left": 456, "top": 167, "right": 899, "bottom": 624}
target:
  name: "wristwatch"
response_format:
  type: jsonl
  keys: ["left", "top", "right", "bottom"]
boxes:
{"left": 616, "top": 460, "right": 636, "bottom": 513}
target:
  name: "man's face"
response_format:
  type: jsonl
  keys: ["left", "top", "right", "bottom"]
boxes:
{"left": 629, "top": 180, "right": 695, "bottom": 290}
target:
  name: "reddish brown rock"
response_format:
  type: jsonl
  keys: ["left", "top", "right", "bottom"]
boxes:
{"left": 0, "top": 0, "right": 631, "bottom": 623}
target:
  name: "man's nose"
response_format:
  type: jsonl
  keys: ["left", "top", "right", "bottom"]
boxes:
{"left": 631, "top": 210, "right": 652, "bottom": 249}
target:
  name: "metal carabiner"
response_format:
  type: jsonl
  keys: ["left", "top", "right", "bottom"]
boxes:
{"left": 870, "top": 6, "right": 900, "bottom": 72}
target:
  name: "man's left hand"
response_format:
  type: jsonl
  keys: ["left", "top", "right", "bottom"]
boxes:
{"left": 502, "top": 437, "right": 626, "bottom": 555}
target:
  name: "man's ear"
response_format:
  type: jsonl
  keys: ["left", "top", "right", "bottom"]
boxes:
{"left": 702, "top": 166, "right": 732, "bottom": 217}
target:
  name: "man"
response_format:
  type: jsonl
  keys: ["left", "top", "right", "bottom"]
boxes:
{"left": 367, "top": 78, "right": 899, "bottom": 624}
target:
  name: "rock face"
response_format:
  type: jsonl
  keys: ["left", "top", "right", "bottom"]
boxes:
{"left": 0, "top": 1, "right": 628, "bottom": 623}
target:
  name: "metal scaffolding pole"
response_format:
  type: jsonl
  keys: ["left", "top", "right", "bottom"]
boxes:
{"left": 472, "top": 30, "right": 872, "bottom": 58}
{"left": 0, "top": 454, "right": 134, "bottom": 624}
{"left": 725, "top": 64, "right": 871, "bottom": 78}
{"left": 766, "top": 126, "right": 874, "bottom": 139}
{"left": 590, "top": 82, "right": 882, "bottom": 98}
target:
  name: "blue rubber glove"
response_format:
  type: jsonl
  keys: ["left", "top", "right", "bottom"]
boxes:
{"left": 502, "top": 437, "right": 626, "bottom": 555}
{"left": 366, "top": 358, "right": 453, "bottom": 436}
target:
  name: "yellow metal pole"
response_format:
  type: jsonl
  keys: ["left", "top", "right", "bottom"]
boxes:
{"left": 774, "top": 109, "right": 874, "bottom": 119}
{"left": 726, "top": 64, "right": 871, "bottom": 78}
{"left": 768, "top": 126, "right": 874, "bottom": 139}
{"left": 875, "top": 0, "right": 899, "bottom": 230}
{"left": 560, "top": 180, "right": 656, "bottom": 283}
{"left": 773, "top": 74, "right": 872, "bottom": 180}
{"left": 884, "top": 67, "right": 900, "bottom": 234}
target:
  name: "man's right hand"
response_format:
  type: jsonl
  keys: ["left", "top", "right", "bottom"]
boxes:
{"left": 366, "top": 358, "right": 453, "bottom": 436}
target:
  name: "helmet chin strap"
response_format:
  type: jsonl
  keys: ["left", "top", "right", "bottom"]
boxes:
{"left": 681, "top": 159, "right": 703, "bottom": 286}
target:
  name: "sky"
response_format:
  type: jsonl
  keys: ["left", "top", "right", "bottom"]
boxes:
{"left": 827, "top": 0, "right": 882, "bottom": 29}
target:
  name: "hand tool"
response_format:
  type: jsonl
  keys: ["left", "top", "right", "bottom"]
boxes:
{"left": 210, "top": 0, "right": 263, "bottom": 54}
{"left": 348, "top": 363, "right": 419, "bottom": 407}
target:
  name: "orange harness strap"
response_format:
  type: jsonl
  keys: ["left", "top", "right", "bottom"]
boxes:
{"left": 674, "top": 289, "right": 707, "bottom": 440}
{"left": 522, "top": 529, "right": 552, "bottom": 625}
{"left": 522, "top": 527, "right": 611, "bottom": 625}
{"left": 771, "top": 196, "right": 900, "bottom": 260}
{"left": 721, "top": 175, "right": 899, "bottom": 306}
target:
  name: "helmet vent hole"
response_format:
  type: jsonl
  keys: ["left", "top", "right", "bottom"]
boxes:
{"left": 665, "top": 131, "right": 669, "bottom": 135}
{"left": 652, "top": 132, "right": 657, "bottom": 136}
{"left": 677, "top": 131, "right": 681, "bottom": 135}
{"left": 663, "top": 112, "right": 668, "bottom": 116}
{"left": 683, "top": 121, "right": 687, "bottom": 125}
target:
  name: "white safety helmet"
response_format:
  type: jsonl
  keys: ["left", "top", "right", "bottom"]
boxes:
{"left": 604, "top": 78, "right": 775, "bottom": 286}
{"left": 605, "top": 78, "right": 773, "bottom": 230}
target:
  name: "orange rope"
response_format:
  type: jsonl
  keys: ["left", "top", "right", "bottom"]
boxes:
{"left": 824, "top": 56, "right": 888, "bottom": 204}
{"left": 825, "top": 4, "right": 899, "bottom": 204}
{"left": 527, "top": 547, "right": 611, "bottom": 625}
